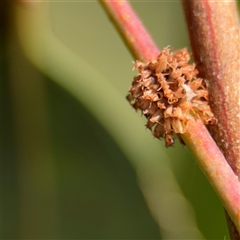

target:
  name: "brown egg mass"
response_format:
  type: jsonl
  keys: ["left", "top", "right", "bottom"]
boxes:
{"left": 126, "top": 47, "right": 215, "bottom": 147}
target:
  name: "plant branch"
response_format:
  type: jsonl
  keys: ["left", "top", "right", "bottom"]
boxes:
{"left": 181, "top": 0, "right": 240, "bottom": 237}
{"left": 100, "top": 0, "right": 160, "bottom": 61}
{"left": 181, "top": 0, "right": 240, "bottom": 178}
{"left": 100, "top": 0, "right": 240, "bottom": 233}
{"left": 182, "top": 120, "right": 240, "bottom": 233}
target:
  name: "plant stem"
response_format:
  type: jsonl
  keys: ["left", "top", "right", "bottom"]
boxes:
{"left": 100, "top": 0, "right": 160, "bottom": 61}
{"left": 181, "top": 0, "right": 240, "bottom": 179}
{"left": 101, "top": 0, "right": 240, "bottom": 233}
{"left": 181, "top": 0, "right": 240, "bottom": 237}
{"left": 182, "top": 120, "right": 240, "bottom": 233}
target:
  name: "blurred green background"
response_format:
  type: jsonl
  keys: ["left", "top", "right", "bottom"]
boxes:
{"left": 2, "top": 1, "right": 231, "bottom": 239}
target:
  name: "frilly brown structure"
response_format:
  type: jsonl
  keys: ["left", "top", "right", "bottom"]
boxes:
{"left": 127, "top": 47, "right": 215, "bottom": 147}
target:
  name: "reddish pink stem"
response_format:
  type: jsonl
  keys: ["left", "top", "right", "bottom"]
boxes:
{"left": 181, "top": 1, "right": 240, "bottom": 237}
{"left": 182, "top": 120, "right": 240, "bottom": 232}
{"left": 100, "top": 0, "right": 240, "bottom": 232}
{"left": 182, "top": 0, "right": 240, "bottom": 179}
{"left": 101, "top": 0, "right": 159, "bottom": 61}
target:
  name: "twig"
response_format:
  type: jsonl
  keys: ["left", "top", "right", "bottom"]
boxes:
{"left": 101, "top": 0, "right": 240, "bottom": 233}
{"left": 182, "top": 0, "right": 240, "bottom": 238}
{"left": 100, "top": 0, "right": 159, "bottom": 61}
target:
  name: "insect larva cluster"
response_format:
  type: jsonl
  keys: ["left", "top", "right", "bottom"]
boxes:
{"left": 127, "top": 47, "right": 215, "bottom": 147}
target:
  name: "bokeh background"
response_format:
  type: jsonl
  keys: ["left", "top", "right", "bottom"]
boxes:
{"left": 2, "top": 1, "right": 235, "bottom": 239}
